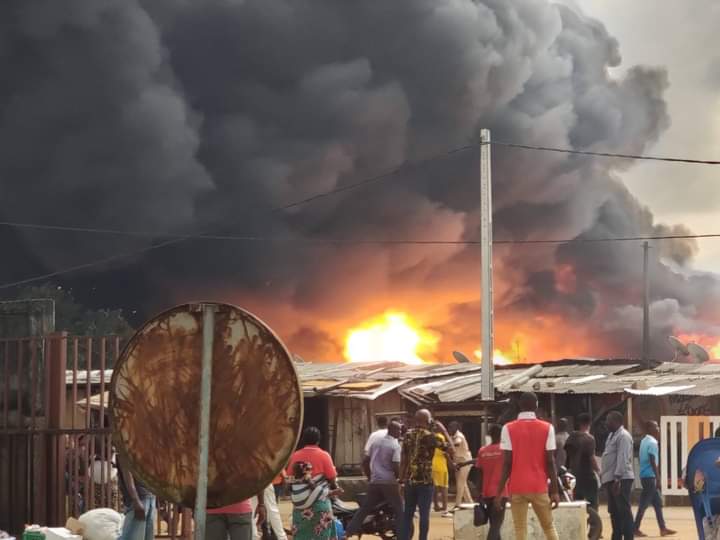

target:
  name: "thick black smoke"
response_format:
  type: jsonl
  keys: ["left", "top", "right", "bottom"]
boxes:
{"left": 1, "top": 0, "right": 715, "bottom": 360}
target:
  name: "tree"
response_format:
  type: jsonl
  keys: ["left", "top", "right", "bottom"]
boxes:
{"left": 12, "top": 283, "right": 134, "bottom": 337}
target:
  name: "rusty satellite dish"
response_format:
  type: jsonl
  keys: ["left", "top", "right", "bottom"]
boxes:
{"left": 110, "top": 303, "right": 303, "bottom": 508}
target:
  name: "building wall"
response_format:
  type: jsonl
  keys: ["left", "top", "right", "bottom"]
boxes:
{"left": 328, "top": 391, "right": 406, "bottom": 471}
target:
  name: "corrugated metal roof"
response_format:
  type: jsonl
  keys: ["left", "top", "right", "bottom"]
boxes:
{"left": 297, "top": 361, "right": 484, "bottom": 399}
{"left": 68, "top": 359, "right": 720, "bottom": 403}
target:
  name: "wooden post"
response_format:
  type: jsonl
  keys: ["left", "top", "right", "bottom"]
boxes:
{"left": 550, "top": 394, "right": 557, "bottom": 425}
{"left": 47, "top": 332, "right": 67, "bottom": 525}
{"left": 366, "top": 402, "right": 374, "bottom": 441}
{"left": 331, "top": 404, "right": 340, "bottom": 463}
{"left": 481, "top": 407, "right": 488, "bottom": 446}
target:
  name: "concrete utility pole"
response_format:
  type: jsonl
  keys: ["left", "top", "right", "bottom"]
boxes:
{"left": 642, "top": 241, "right": 650, "bottom": 368}
{"left": 480, "top": 129, "right": 494, "bottom": 401}
{"left": 194, "top": 304, "right": 216, "bottom": 540}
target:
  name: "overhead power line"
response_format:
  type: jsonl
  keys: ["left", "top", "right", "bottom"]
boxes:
{"left": 2, "top": 137, "right": 719, "bottom": 290}
{"left": 489, "top": 140, "right": 720, "bottom": 165}
{"left": 0, "top": 144, "right": 474, "bottom": 290}
{"left": 2, "top": 220, "right": 718, "bottom": 245}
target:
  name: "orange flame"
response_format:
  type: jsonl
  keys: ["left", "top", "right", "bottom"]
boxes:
{"left": 676, "top": 334, "right": 720, "bottom": 360}
{"left": 344, "top": 311, "right": 439, "bottom": 364}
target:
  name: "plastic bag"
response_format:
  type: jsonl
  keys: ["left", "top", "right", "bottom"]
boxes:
{"left": 78, "top": 508, "right": 124, "bottom": 540}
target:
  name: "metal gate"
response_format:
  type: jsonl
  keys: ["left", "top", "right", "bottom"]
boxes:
{"left": 2, "top": 332, "right": 202, "bottom": 537}
{"left": 1, "top": 334, "right": 121, "bottom": 533}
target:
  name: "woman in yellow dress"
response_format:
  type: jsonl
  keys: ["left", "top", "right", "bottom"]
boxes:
{"left": 432, "top": 431, "right": 451, "bottom": 515}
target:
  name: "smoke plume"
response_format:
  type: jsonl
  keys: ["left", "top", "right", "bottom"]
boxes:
{"left": 1, "top": 0, "right": 717, "bottom": 361}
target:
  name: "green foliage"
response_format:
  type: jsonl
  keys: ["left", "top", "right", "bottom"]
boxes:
{"left": 14, "top": 283, "right": 134, "bottom": 337}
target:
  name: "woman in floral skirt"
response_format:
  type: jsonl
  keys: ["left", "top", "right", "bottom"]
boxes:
{"left": 286, "top": 427, "right": 341, "bottom": 539}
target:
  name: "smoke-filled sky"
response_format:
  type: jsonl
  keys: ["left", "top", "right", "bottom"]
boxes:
{"left": 1, "top": 0, "right": 719, "bottom": 362}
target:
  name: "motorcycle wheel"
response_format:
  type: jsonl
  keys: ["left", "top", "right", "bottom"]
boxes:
{"left": 586, "top": 506, "right": 602, "bottom": 540}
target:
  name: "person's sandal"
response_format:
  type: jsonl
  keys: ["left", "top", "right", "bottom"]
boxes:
{"left": 660, "top": 529, "right": 677, "bottom": 536}
{"left": 634, "top": 530, "right": 647, "bottom": 537}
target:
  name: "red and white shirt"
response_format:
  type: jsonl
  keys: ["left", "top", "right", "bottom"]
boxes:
{"left": 500, "top": 412, "right": 556, "bottom": 494}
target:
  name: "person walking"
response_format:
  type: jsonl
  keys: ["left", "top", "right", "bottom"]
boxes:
{"left": 400, "top": 409, "right": 440, "bottom": 540}
{"left": 287, "top": 427, "right": 342, "bottom": 540}
{"left": 448, "top": 421, "right": 474, "bottom": 508}
{"left": 494, "top": 392, "right": 560, "bottom": 540}
{"left": 346, "top": 420, "right": 404, "bottom": 538}
{"left": 564, "top": 412, "right": 600, "bottom": 510}
{"left": 475, "top": 424, "right": 509, "bottom": 540}
{"left": 634, "top": 421, "right": 676, "bottom": 537}
{"left": 601, "top": 411, "right": 635, "bottom": 540}
{"left": 117, "top": 456, "right": 156, "bottom": 540}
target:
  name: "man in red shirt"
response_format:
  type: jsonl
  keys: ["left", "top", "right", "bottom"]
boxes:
{"left": 476, "top": 424, "right": 508, "bottom": 540}
{"left": 495, "top": 392, "right": 560, "bottom": 540}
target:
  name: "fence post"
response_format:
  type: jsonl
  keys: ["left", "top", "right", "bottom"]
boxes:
{"left": 47, "top": 332, "right": 67, "bottom": 525}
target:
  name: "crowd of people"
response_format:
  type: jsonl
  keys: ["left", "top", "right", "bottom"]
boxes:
{"left": 114, "top": 391, "right": 681, "bottom": 540}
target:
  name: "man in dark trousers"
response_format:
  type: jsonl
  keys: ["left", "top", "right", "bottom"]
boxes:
{"left": 117, "top": 456, "right": 156, "bottom": 540}
{"left": 601, "top": 411, "right": 635, "bottom": 540}
{"left": 400, "top": 409, "right": 440, "bottom": 540}
{"left": 634, "top": 420, "right": 676, "bottom": 537}
{"left": 474, "top": 424, "right": 508, "bottom": 540}
{"left": 565, "top": 412, "right": 600, "bottom": 510}
{"left": 495, "top": 392, "right": 560, "bottom": 540}
{"left": 346, "top": 420, "right": 404, "bottom": 539}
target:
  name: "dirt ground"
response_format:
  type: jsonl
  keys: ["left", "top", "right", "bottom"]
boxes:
{"left": 277, "top": 501, "right": 698, "bottom": 539}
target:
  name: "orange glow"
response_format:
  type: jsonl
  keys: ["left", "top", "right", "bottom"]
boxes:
{"left": 474, "top": 348, "right": 513, "bottom": 366}
{"left": 474, "top": 334, "right": 529, "bottom": 365}
{"left": 676, "top": 334, "right": 720, "bottom": 360}
{"left": 344, "top": 311, "right": 439, "bottom": 364}
{"left": 554, "top": 264, "right": 577, "bottom": 294}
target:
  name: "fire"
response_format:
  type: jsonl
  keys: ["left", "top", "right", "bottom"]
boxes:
{"left": 474, "top": 334, "right": 528, "bottom": 365}
{"left": 676, "top": 334, "right": 720, "bottom": 360}
{"left": 344, "top": 311, "right": 438, "bottom": 364}
{"left": 474, "top": 349, "right": 514, "bottom": 366}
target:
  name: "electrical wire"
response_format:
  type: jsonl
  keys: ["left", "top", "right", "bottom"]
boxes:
{"left": 2, "top": 137, "right": 719, "bottom": 290}
{"left": 0, "top": 144, "right": 474, "bottom": 290}
{"left": 2, "top": 220, "right": 718, "bottom": 245}
{"left": 489, "top": 140, "right": 720, "bottom": 165}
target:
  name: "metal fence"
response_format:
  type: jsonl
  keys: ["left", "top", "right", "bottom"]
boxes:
{"left": 0, "top": 334, "right": 189, "bottom": 537}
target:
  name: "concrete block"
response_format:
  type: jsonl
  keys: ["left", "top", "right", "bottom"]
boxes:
{"left": 454, "top": 501, "right": 587, "bottom": 539}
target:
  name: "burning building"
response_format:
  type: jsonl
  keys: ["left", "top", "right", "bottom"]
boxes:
{"left": 0, "top": 0, "right": 718, "bottom": 363}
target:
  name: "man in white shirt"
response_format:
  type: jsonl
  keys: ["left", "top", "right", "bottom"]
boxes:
{"left": 348, "top": 421, "right": 404, "bottom": 538}
{"left": 365, "top": 416, "right": 390, "bottom": 455}
{"left": 448, "top": 421, "right": 474, "bottom": 507}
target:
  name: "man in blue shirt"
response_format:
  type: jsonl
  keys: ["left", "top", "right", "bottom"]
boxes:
{"left": 634, "top": 421, "right": 676, "bottom": 537}
{"left": 347, "top": 420, "right": 404, "bottom": 539}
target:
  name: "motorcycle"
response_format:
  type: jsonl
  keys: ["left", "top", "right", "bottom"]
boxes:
{"left": 558, "top": 466, "right": 603, "bottom": 540}
{"left": 331, "top": 494, "right": 397, "bottom": 540}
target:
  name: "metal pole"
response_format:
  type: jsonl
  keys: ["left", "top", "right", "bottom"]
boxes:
{"left": 480, "top": 129, "right": 494, "bottom": 401}
{"left": 642, "top": 241, "right": 650, "bottom": 367}
{"left": 193, "top": 304, "right": 216, "bottom": 540}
